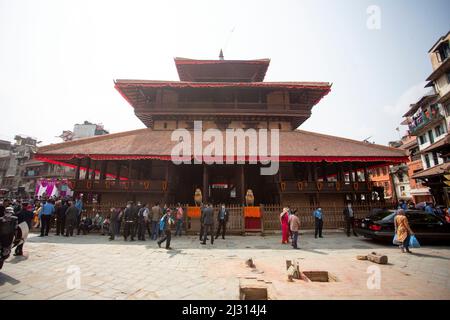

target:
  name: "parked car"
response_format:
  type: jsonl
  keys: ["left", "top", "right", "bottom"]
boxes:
{"left": 354, "top": 209, "right": 450, "bottom": 243}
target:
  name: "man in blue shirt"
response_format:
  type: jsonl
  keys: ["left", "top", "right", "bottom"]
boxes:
{"left": 39, "top": 200, "right": 55, "bottom": 237}
{"left": 313, "top": 207, "right": 323, "bottom": 238}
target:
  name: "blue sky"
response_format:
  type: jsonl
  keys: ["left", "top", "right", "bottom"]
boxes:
{"left": 0, "top": 0, "right": 449, "bottom": 146}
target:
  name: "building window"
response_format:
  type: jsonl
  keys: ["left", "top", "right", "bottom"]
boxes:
{"left": 163, "top": 122, "right": 168, "bottom": 129}
{"left": 382, "top": 167, "right": 387, "bottom": 175}
{"left": 400, "top": 186, "right": 405, "bottom": 192}
{"left": 432, "top": 152, "right": 439, "bottom": 166}
{"left": 435, "top": 124, "right": 444, "bottom": 137}
{"left": 424, "top": 154, "right": 431, "bottom": 168}
{"left": 428, "top": 130, "right": 434, "bottom": 144}
{"left": 419, "top": 135, "right": 427, "bottom": 145}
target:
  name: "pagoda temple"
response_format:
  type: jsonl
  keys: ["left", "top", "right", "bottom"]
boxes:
{"left": 35, "top": 56, "right": 407, "bottom": 211}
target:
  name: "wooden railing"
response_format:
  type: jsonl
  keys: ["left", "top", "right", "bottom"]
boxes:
{"left": 280, "top": 181, "right": 373, "bottom": 193}
{"left": 261, "top": 203, "right": 377, "bottom": 231}
{"left": 70, "top": 179, "right": 167, "bottom": 193}
{"left": 81, "top": 201, "right": 396, "bottom": 233}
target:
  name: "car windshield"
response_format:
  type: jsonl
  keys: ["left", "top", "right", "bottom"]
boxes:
{"left": 369, "top": 210, "right": 395, "bottom": 221}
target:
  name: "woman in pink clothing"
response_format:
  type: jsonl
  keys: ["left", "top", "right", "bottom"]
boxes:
{"left": 280, "top": 207, "right": 290, "bottom": 244}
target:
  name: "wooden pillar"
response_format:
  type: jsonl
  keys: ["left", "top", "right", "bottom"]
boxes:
{"left": 100, "top": 160, "right": 107, "bottom": 180}
{"left": 348, "top": 163, "right": 354, "bottom": 183}
{"left": 203, "top": 164, "right": 209, "bottom": 203}
{"left": 322, "top": 162, "right": 328, "bottom": 182}
{"left": 115, "top": 162, "right": 121, "bottom": 182}
{"left": 339, "top": 163, "right": 345, "bottom": 182}
{"left": 312, "top": 163, "right": 318, "bottom": 182}
{"left": 306, "top": 163, "right": 312, "bottom": 182}
{"left": 354, "top": 167, "right": 359, "bottom": 182}
{"left": 363, "top": 166, "right": 369, "bottom": 182}
{"left": 84, "top": 158, "right": 91, "bottom": 180}
{"left": 90, "top": 161, "right": 96, "bottom": 180}
{"left": 127, "top": 160, "right": 133, "bottom": 180}
{"left": 164, "top": 162, "right": 170, "bottom": 203}
{"left": 75, "top": 158, "right": 81, "bottom": 180}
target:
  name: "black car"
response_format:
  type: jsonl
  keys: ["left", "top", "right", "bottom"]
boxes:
{"left": 354, "top": 209, "right": 450, "bottom": 243}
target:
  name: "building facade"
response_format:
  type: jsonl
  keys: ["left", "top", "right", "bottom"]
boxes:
{"left": 403, "top": 31, "right": 450, "bottom": 205}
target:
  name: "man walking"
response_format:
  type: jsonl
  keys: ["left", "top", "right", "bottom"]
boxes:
{"left": 39, "top": 200, "right": 55, "bottom": 237}
{"left": 201, "top": 203, "right": 214, "bottom": 245}
{"left": 151, "top": 202, "right": 162, "bottom": 240}
{"left": 288, "top": 210, "right": 301, "bottom": 249}
{"left": 75, "top": 196, "right": 83, "bottom": 235}
{"left": 343, "top": 202, "right": 358, "bottom": 237}
{"left": 175, "top": 203, "right": 184, "bottom": 236}
{"left": 215, "top": 203, "right": 229, "bottom": 240}
{"left": 123, "top": 202, "right": 136, "bottom": 241}
{"left": 55, "top": 200, "right": 68, "bottom": 236}
{"left": 157, "top": 208, "right": 174, "bottom": 249}
{"left": 313, "top": 207, "right": 323, "bottom": 238}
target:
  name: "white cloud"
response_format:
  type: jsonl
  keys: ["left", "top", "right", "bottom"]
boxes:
{"left": 382, "top": 81, "right": 430, "bottom": 116}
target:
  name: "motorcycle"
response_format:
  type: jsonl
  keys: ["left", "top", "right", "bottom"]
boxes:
{"left": 0, "top": 213, "right": 29, "bottom": 270}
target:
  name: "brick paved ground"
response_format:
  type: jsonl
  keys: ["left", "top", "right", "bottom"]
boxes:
{"left": 1, "top": 231, "right": 449, "bottom": 300}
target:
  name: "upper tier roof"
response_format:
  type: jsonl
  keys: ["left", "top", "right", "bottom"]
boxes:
{"left": 174, "top": 57, "right": 270, "bottom": 82}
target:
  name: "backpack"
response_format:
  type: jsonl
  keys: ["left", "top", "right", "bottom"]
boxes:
{"left": 159, "top": 215, "right": 166, "bottom": 231}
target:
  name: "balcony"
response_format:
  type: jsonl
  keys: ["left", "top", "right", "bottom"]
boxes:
{"left": 408, "top": 111, "right": 444, "bottom": 136}
{"left": 70, "top": 179, "right": 167, "bottom": 193}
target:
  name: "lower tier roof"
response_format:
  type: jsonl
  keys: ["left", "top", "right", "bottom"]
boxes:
{"left": 35, "top": 128, "right": 407, "bottom": 164}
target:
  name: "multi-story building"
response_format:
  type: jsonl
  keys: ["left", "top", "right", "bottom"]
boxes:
{"left": 58, "top": 121, "right": 109, "bottom": 142}
{"left": 398, "top": 135, "right": 433, "bottom": 204}
{"left": 403, "top": 31, "right": 450, "bottom": 205}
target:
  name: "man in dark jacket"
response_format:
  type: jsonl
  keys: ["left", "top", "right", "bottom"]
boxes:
{"left": 55, "top": 200, "right": 68, "bottom": 236}
{"left": 65, "top": 201, "right": 78, "bottom": 237}
{"left": 13, "top": 203, "right": 34, "bottom": 256}
{"left": 108, "top": 207, "right": 120, "bottom": 241}
{"left": 201, "top": 203, "right": 214, "bottom": 245}
{"left": 215, "top": 204, "right": 229, "bottom": 240}
{"left": 343, "top": 202, "right": 358, "bottom": 237}
{"left": 123, "top": 202, "right": 136, "bottom": 241}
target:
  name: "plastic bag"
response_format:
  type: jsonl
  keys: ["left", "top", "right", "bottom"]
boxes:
{"left": 392, "top": 233, "right": 401, "bottom": 245}
{"left": 409, "top": 235, "right": 420, "bottom": 248}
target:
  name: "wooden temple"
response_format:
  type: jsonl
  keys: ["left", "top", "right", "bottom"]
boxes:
{"left": 35, "top": 56, "right": 408, "bottom": 210}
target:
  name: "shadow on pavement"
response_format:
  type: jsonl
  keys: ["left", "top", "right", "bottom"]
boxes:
{"left": 0, "top": 272, "right": 20, "bottom": 286}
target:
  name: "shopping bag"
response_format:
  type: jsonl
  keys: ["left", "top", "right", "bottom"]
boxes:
{"left": 392, "top": 233, "right": 401, "bottom": 245}
{"left": 409, "top": 235, "right": 420, "bottom": 248}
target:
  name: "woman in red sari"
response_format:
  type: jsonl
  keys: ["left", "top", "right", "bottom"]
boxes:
{"left": 280, "top": 207, "right": 290, "bottom": 244}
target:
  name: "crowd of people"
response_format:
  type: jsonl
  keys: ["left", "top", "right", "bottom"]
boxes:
{"left": 0, "top": 196, "right": 233, "bottom": 252}
{"left": 2, "top": 195, "right": 450, "bottom": 255}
